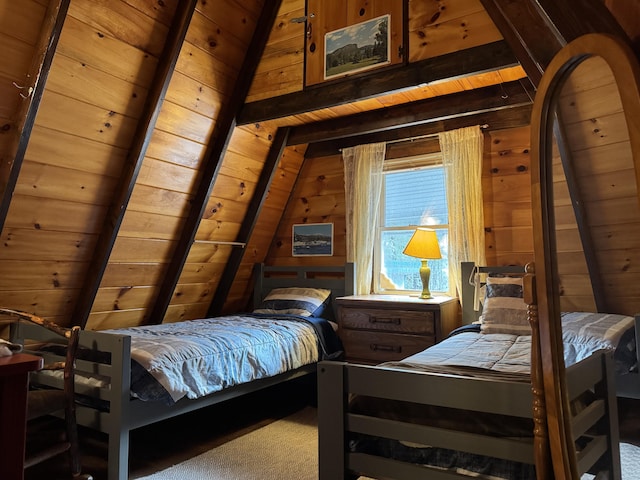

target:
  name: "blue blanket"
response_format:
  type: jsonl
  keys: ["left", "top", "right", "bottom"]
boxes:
{"left": 106, "top": 313, "right": 343, "bottom": 404}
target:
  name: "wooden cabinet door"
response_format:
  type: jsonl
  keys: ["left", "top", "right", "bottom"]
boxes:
{"left": 305, "top": 0, "right": 405, "bottom": 86}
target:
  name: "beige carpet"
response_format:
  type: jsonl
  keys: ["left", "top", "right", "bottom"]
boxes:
{"left": 135, "top": 407, "right": 321, "bottom": 480}
{"left": 136, "top": 406, "right": 639, "bottom": 480}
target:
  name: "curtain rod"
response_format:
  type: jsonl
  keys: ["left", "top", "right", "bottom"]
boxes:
{"left": 386, "top": 124, "right": 489, "bottom": 146}
{"left": 337, "top": 124, "right": 489, "bottom": 151}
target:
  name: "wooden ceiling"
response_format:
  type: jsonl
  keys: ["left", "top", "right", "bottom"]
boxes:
{"left": 0, "top": 0, "right": 636, "bottom": 328}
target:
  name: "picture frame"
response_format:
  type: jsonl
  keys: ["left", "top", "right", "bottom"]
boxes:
{"left": 292, "top": 223, "right": 334, "bottom": 257}
{"left": 324, "top": 14, "right": 391, "bottom": 81}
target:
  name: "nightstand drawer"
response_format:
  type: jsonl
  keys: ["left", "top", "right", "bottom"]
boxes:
{"left": 340, "top": 308, "right": 435, "bottom": 334}
{"left": 340, "top": 329, "right": 435, "bottom": 363}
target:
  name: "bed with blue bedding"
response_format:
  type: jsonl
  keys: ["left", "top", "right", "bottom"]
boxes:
{"left": 11, "top": 263, "right": 354, "bottom": 480}
{"left": 118, "top": 312, "right": 343, "bottom": 404}
{"left": 318, "top": 263, "right": 631, "bottom": 480}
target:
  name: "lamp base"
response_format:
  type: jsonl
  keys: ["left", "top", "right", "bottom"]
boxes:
{"left": 419, "top": 259, "right": 432, "bottom": 299}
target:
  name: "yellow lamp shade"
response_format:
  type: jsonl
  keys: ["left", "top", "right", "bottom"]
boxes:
{"left": 403, "top": 229, "right": 441, "bottom": 299}
{"left": 402, "top": 228, "right": 442, "bottom": 260}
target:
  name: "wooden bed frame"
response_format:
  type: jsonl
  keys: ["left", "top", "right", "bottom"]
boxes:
{"left": 461, "top": 261, "right": 640, "bottom": 400}
{"left": 317, "top": 263, "right": 622, "bottom": 480}
{"left": 10, "top": 263, "right": 354, "bottom": 480}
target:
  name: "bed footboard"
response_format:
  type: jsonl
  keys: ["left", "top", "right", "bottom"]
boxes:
{"left": 616, "top": 315, "right": 640, "bottom": 399}
{"left": 566, "top": 351, "right": 621, "bottom": 479}
{"left": 318, "top": 351, "right": 621, "bottom": 480}
{"left": 318, "top": 361, "right": 534, "bottom": 480}
{"left": 12, "top": 320, "right": 319, "bottom": 480}
{"left": 11, "top": 320, "right": 133, "bottom": 480}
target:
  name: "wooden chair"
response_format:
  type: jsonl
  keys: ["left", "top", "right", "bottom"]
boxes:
{"left": 1, "top": 308, "right": 92, "bottom": 480}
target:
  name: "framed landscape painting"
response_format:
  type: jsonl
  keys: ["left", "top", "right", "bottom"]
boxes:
{"left": 292, "top": 223, "right": 333, "bottom": 256}
{"left": 324, "top": 14, "right": 390, "bottom": 80}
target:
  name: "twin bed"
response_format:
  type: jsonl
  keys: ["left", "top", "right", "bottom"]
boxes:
{"left": 10, "top": 263, "right": 354, "bottom": 480}
{"left": 315, "top": 32, "right": 640, "bottom": 480}
{"left": 317, "top": 262, "right": 638, "bottom": 480}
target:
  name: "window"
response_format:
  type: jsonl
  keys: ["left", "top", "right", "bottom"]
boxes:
{"left": 374, "top": 154, "right": 449, "bottom": 295}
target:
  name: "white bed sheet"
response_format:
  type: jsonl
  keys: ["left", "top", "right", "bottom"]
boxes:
{"left": 400, "top": 311, "right": 635, "bottom": 374}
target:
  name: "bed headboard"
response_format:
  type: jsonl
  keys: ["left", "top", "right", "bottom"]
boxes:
{"left": 460, "top": 262, "right": 526, "bottom": 325}
{"left": 252, "top": 263, "right": 355, "bottom": 316}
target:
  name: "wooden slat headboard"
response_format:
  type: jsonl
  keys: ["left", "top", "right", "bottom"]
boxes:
{"left": 252, "top": 263, "right": 355, "bottom": 314}
{"left": 460, "top": 262, "right": 526, "bottom": 325}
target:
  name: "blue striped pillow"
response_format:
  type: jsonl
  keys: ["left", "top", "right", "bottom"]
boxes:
{"left": 254, "top": 287, "right": 331, "bottom": 317}
{"left": 480, "top": 276, "right": 529, "bottom": 335}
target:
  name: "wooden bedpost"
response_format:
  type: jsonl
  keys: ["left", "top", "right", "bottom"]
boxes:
{"left": 523, "top": 263, "right": 552, "bottom": 480}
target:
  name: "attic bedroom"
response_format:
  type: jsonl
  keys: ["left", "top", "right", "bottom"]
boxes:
{"left": 1, "top": 1, "right": 640, "bottom": 480}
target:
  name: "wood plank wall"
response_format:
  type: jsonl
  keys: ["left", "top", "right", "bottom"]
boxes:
{"left": 0, "top": 0, "right": 268, "bottom": 328}
{"left": 1, "top": 0, "right": 59, "bottom": 315}
{"left": 86, "top": 0, "right": 266, "bottom": 329}
{"left": 304, "top": 0, "right": 404, "bottom": 86}
{"left": 553, "top": 55, "right": 640, "bottom": 316}
{"left": 3, "top": 0, "right": 180, "bottom": 324}
{"left": 267, "top": 151, "right": 347, "bottom": 268}
{"left": 267, "top": 126, "right": 536, "bottom": 276}
{"left": 483, "top": 126, "right": 534, "bottom": 267}
{"left": 222, "top": 142, "right": 307, "bottom": 312}
{"left": 247, "top": 0, "right": 503, "bottom": 102}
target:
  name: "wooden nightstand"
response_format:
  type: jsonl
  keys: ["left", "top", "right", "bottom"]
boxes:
{"left": 336, "top": 294, "right": 459, "bottom": 364}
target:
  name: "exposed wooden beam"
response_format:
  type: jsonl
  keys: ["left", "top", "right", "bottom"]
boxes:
{"left": 305, "top": 104, "right": 533, "bottom": 158}
{"left": 553, "top": 112, "right": 607, "bottom": 312}
{"left": 71, "top": 0, "right": 199, "bottom": 329}
{"left": 0, "top": 0, "right": 69, "bottom": 231}
{"left": 479, "top": 0, "right": 630, "bottom": 86}
{"left": 207, "top": 127, "right": 291, "bottom": 317}
{"left": 385, "top": 137, "right": 442, "bottom": 161}
{"left": 537, "top": 0, "right": 631, "bottom": 45}
{"left": 237, "top": 40, "right": 519, "bottom": 125}
{"left": 288, "top": 80, "right": 533, "bottom": 147}
{"left": 147, "top": 0, "right": 284, "bottom": 325}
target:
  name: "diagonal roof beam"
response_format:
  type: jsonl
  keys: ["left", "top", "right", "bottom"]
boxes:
{"left": 207, "top": 127, "right": 291, "bottom": 317}
{"left": 147, "top": 0, "right": 284, "bottom": 325}
{"left": 237, "top": 40, "right": 519, "bottom": 125}
{"left": 0, "top": 0, "right": 70, "bottom": 231}
{"left": 552, "top": 112, "right": 607, "bottom": 312}
{"left": 479, "top": 0, "right": 630, "bottom": 86}
{"left": 71, "top": 0, "right": 199, "bottom": 329}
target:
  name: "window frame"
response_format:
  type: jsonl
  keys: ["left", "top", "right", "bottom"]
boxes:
{"left": 373, "top": 152, "right": 449, "bottom": 295}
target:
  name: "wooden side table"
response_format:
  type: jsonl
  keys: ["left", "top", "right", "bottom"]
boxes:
{"left": 336, "top": 295, "right": 459, "bottom": 364}
{"left": 0, "top": 353, "right": 43, "bottom": 480}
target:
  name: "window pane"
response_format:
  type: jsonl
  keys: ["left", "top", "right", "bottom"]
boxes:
{"left": 380, "top": 229, "right": 449, "bottom": 293}
{"left": 384, "top": 168, "right": 448, "bottom": 227}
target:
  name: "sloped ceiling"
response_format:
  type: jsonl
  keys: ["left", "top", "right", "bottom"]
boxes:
{"left": 0, "top": 0, "right": 636, "bottom": 329}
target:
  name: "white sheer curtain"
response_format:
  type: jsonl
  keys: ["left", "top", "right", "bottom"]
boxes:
{"left": 438, "top": 126, "right": 486, "bottom": 298}
{"left": 342, "top": 143, "right": 386, "bottom": 295}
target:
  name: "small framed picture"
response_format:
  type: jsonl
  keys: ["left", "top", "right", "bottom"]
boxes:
{"left": 292, "top": 223, "right": 334, "bottom": 256}
{"left": 324, "top": 14, "right": 391, "bottom": 81}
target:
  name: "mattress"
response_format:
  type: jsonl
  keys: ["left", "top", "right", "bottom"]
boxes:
{"left": 43, "top": 313, "right": 343, "bottom": 406}
{"left": 348, "top": 311, "right": 635, "bottom": 479}
{"left": 393, "top": 311, "right": 636, "bottom": 374}
{"left": 106, "top": 313, "right": 342, "bottom": 403}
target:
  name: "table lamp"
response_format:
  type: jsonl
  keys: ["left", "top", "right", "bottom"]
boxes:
{"left": 402, "top": 228, "right": 442, "bottom": 299}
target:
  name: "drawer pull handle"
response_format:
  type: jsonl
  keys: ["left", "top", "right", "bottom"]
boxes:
{"left": 370, "top": 317, "right": 401, "bottom": 325}
{"left": 370, "top": 344, "right": 401, "bottom": 353}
